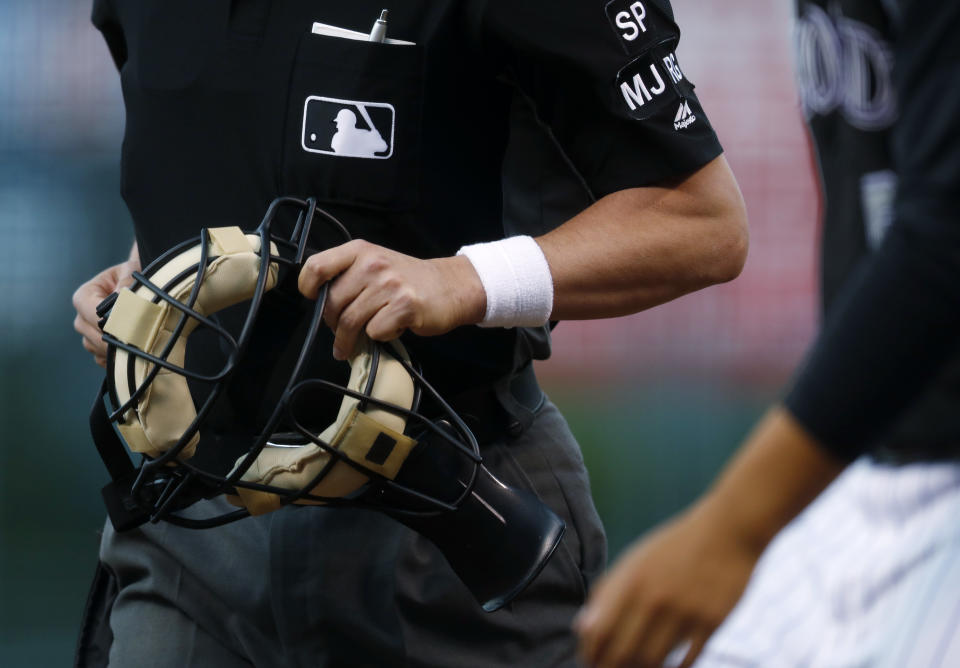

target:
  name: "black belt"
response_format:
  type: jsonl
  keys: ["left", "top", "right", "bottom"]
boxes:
{"left": 447, "top": 363, "right": 545, "bottom": 445}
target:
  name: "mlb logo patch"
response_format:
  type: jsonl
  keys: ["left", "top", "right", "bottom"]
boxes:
{"left": 301, "top": 96, "right": 395, "bottom": 159}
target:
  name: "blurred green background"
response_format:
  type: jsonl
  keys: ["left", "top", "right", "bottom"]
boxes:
{"left": 0, "top": 0, "right": 816, "bottom": 664}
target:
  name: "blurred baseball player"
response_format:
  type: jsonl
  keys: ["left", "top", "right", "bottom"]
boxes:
{"left": 576, "top": 1, "right": 960, "bottom": 666}
{"left": 72, "top": 2, "right": 747, "bottom": 666}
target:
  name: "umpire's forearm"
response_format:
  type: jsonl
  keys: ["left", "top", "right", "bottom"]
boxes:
{"left": 538, "top": 154, "right": 748, "bottom": 321}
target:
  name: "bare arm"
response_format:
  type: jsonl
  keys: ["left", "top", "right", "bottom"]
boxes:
{"left": 541, "top": 154, "right": 748, "bottom": 320}
{"left": 694, "top": 407, "right": 845, "bottom": 550}
{"left": 298, "top": 154, "right": 748, "bottom": 358}
{"left": 575, "top": 407, "right": 845, "bottom": 668}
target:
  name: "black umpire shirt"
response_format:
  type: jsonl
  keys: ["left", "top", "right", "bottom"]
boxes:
{"left": 91, "top": 0, "right": 722, "bottom": 401}
{"left": 786, "top": 0, "right": 960, "bottom": 460}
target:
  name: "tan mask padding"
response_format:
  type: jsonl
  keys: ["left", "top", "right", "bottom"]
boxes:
{"left": 229, "top": 337, "right": 418, "bottom": 515}
{"left": 103, "top": 228, "right": 278, "bottom": 460}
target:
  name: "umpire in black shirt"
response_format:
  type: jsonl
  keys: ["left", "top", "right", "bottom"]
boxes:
{"left": 72, "top": 2, "right": 747, "bottom": 666}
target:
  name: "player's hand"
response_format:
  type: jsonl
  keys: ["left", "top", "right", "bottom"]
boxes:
{"left": 72, "top": 257, "right": 140, "bottom": 367}
{"left": 298, "top": 240, "right": 486, "bottom": 360}
{"left": 574, "top": 503, "right": 762, "bottom": 668}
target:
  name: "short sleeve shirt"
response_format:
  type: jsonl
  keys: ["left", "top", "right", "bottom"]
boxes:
{"left": 92, "top": 0, "right": 723, "bottom": 394}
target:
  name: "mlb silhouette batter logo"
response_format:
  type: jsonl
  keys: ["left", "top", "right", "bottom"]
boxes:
{"left": 301, "top": 96, "right": 395, "bottom": 159}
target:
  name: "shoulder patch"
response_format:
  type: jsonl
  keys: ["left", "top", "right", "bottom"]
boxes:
{"left": 615, "top": 48, "right": 692, "bottom": 121}
{"left": 604, "top": 0, "right": 679, "bottom": 55}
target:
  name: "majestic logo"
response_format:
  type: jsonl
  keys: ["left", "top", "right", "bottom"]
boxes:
{"left": 301, "top": 96, "right": 395, "bottom": 159}
{"left": 673, "top": 100, "right": 696, "bottom": 130}
{"left": 794, "top": 4, "right": 896, "bottom": 131}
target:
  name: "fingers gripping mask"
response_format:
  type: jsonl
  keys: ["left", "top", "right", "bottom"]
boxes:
{"left": 90, "top": 196, "right": 566, "bottom": 612}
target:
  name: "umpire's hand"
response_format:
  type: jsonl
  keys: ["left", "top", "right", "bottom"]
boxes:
{"left": 298, "top": 239, "right": 486, "bottom": 360}
{"left": 574, "top": 505, "right": 760, "bottom": 668}
{"left": 72, "top": 245, "right": 141, "bottom": 367}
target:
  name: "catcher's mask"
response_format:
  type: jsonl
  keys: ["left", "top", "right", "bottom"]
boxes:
{"left": 89, "top": 196, "right": 564, "bottom": 611}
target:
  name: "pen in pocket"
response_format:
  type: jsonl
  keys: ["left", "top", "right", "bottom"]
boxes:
{"left": 369, "top": 9, "right": 388, "bottom": 43}
{"left": 311, "top": 10, "right": 415, "bottom": 46}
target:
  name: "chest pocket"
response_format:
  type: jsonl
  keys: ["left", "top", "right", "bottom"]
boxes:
{"left": 282, "top": 32, "right": 424, "bottom": 212}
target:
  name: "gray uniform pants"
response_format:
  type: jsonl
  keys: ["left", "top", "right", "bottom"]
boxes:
{"left": 81, "top": 399, "right": 606, "bottom": 667}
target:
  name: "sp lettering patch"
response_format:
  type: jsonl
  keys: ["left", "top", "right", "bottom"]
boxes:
{"left": 604, "top": 0, "right": 679, "bottom": 55}
{"left": 615, "top": 49, "right": 690, "bottom": 121}
{"left": 302, "top": 96, "right": 395, "bottom": 159}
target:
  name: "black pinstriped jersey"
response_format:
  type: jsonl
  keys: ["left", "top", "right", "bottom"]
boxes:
{"left": 786, "top": 0, "right": 960, "bottom": 460}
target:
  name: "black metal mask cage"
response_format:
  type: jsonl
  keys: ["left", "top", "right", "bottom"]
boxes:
{"left": 90, "top": 196, "right": 482, "bottom": 532}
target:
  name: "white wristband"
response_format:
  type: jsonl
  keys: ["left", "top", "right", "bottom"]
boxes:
{"left": 457, "top": 235, "right": 554, "bottom": 328}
